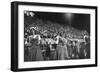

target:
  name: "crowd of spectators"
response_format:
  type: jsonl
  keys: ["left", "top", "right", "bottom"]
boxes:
{"left": 24, "top": 12, "right": 90, "bottom": 61}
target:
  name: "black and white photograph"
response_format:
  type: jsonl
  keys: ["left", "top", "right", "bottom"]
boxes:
{"left": 24, "top": 11, "right": 90, "bottom": 61}
{"left": 11, "top": 1, "right": 97, "bottom": 71}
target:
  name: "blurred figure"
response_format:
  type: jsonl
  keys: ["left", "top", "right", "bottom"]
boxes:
{"left": 28, "top": 37, "right": 43, "bottom": 61}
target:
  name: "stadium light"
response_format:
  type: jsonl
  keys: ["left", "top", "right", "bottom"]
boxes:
{"left": 65, "top": 13, "right": 74, "bottom": 26}
{"left": 30, "top": 12, "right": 35, "bottom": 17}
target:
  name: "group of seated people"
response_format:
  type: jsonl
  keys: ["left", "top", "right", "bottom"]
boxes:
{"left": 24, "top": 26, "right": 90, "bottom": 61}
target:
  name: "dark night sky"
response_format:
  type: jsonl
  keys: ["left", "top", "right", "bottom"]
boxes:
{"left": 31, "top": 11, "right": 90, "bottom": 34}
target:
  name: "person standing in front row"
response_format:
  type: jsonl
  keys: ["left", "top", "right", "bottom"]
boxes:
{"left": 29, "top": 38, "right": 43, "bottom": 61}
